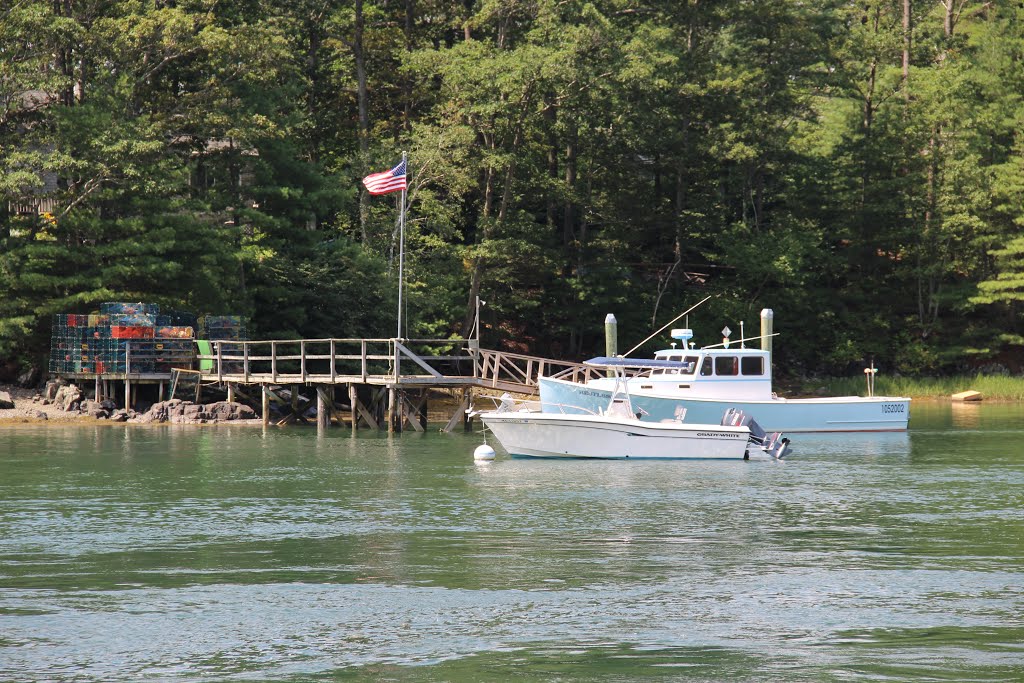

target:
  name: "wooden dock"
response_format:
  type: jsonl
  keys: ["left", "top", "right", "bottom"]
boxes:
{"left": 61, "top": 337, "right": 602, "bottom": 432}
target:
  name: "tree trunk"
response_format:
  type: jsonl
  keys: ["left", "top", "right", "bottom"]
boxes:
{"left": 674, "top": 161, "right": 685, "bottom": 261}
{"left": 404, "top": 0, "right": 415, "bottom": 132}
{"left": 544, "top": 94, "right": 558, "bottom": 229}
{"left": 355, "top": 0, "right": 371, "bottom": 243}
{"left": 918, "top": 132, "right": 939, "bottom": 334}
{"left": 461, "top": 162, "right": 496, "bottom": 336}
{"left": 563, "top": 123, "right": 577, "bottom": 249}
{"left": 902, "top": 0, "right": 911, "bottom": 98}
{"left": 305, "top": 14, "right": 323, "bottom": 162}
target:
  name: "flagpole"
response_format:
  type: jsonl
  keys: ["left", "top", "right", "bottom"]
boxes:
{"left": 397, "top": 150, "right": 407, "bottom": 339}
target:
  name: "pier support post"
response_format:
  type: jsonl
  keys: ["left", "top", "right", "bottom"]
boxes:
{"left": 262, "top": 385, "right": 270, "bottom": 427}
{"left": 227, "top": 383, "right": 235, "bottom": 404}
{"left": 316, "top": 387, "right": 330, "bottom": 429}
{"left": 415, "top": 390, "right": 427, "bottom": 431}
{"left": 377, "top": 388, "right": 387, "bottom": 428}
{"left": 349, "top": 384, "right": 357, "bottom": 432}
{"left": 388, "top": 387, "right": 401, "bottom": 433}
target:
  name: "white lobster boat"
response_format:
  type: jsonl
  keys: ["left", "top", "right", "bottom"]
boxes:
{"left": 539, "top": 328, "right": 910, "bottom": 433}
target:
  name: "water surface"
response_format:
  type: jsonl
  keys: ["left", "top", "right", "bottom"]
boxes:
{"left": 1, "top": 402, "right": 1022, "bottom": 681}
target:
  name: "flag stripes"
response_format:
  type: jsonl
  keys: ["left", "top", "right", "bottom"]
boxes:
{"left": 362, "top": 159, "right": 408, "bottom": 195}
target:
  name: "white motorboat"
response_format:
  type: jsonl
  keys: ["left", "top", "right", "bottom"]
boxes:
{"left": 539, "top": 324, "right": 910, "bottom": 433}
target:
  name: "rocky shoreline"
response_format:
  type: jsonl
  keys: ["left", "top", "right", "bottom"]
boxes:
{"left": 0, "top": 381, "right": 261, "bottom": 425}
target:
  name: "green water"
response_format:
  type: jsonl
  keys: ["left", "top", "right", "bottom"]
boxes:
{"left": 1, "top": 403, "right": 1022, "bottom": 682}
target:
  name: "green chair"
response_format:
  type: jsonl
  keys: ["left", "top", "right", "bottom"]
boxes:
{"left": 196, "top": 340, "right": 214, "bottom": 372}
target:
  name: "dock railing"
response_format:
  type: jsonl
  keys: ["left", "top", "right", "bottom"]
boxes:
{"left": 474, "top": 348, "right": 602, "bottom": 390}
{"left": 197, "top": 338, "right": 596, "bottom": 393}
{"left": 198, "top": 338, "right": 468, "bottom": 385}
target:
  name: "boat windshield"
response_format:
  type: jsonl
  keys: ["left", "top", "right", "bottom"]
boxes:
{"left": 650, "top": 355, "right": 699, "bottom": 376}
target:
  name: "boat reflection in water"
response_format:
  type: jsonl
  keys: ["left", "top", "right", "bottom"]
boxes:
{"left": 787, "top": 430, "right": 911, "bottom": 458}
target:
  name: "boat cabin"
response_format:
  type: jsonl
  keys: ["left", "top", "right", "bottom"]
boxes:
{"left": 585, "top": 347, "right": 774, "bottom": 401}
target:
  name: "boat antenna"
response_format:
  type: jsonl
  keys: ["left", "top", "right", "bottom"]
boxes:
{"left": 622, "top": 295, "right": 713, "bottom": 358}
{"left": 702, "top": 332, "right": 779, "bottom": 350}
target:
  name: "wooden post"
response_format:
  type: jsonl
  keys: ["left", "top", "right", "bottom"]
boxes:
{"left": 216, "top": 342, "right": 223, "bottom": 382}
{"left": 393, "top": 340, "right": 400, "bottom": 384}
{"left": 374, "top": 387, "right": 387, "bottom": 428}
{"left": 300, "top": 341, "right": 307, "bottom": 382}
{"left": 271, "top": 341, "right": 277, "bottom": 382}
{"left": 317, "top": 387, "right": 330, "bottom": 429}
{"left": 158, "top": 381, "right": 164, "bottom": 403}
{"left": 349, "top": 383, "right": 357, "bottom": 432}
{"left": 243, "top": 343, "right": 250, "bottom": 382}
{"left": 124, "top": 344, "right": 131, "bottom": 409}
{"left": 388, "top": 387, "right": 399, "bottom": 433}
{"left": 94, "top": 375, "right": 101, "bottom": 401}
{"left": 291, "top": 384, "right": 300, "bottom": 422}
{"left": 227, "top": 383, "right": 236, "bottom": 404}
{"left": 360, "top": 340, "right": 367, "bottom": 382}
{"left": 330, "top": 339, "right": 337, "bottom": 383}
{"left": 262, "top": 384, "right": 270, "bottom": 426}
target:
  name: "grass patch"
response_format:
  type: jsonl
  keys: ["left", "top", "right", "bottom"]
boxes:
{"left": 790, "top": 375, "right": 1024, "bottom": 400}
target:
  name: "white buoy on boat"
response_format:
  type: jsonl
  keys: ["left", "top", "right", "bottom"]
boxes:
{"left": 474, "top": 444, "right": 496, "bottom": 461}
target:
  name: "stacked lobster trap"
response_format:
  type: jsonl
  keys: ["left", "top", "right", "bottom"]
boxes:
{"left": 49, "top": 303, "right": 246, "bottom": 376}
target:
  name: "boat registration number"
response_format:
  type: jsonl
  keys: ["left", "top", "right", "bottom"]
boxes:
{"left": 882, "top": 403, "right": 906, "bottom": 413}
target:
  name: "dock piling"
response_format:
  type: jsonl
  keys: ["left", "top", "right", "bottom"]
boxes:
{"left": 261, "top": 385, "right": 270, "bottom": 427}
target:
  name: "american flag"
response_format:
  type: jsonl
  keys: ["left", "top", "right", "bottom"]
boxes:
{"left": 362, "top": 159, "right": 407, "bottom": 195}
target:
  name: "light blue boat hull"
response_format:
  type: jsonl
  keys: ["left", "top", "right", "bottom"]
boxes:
{"left": 538, "top": 377, "right": 910, "bottom": 432}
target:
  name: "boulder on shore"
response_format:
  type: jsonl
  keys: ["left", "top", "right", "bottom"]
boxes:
{"left": 54, "top": 384, "right": 83, "bottom": 412}
{"left": 44, "top": 379, "right": 66, "bottom": 402}
{"left": 0, "top": 390, "right": 14, "bottom": 410}
{"left": 133, "top": 399, "right": 257, "bottom": 424}
{"left": 79, "top": 400, "right": 110, "bottom": 419}
{"left": 17, "top": 366, "right": 40, "bottom": 388}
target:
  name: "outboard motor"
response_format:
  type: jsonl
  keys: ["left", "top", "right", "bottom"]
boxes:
{"left": 722, "top": 408, "right": 789, "bottom": 459}
{"left": 721, "top": 407, "right": 749, "bottom": 428}
{"left": 762, "top": 432, "right": 791, "bottom": 459}
{"left": 721, "top": 408, "right": 766, "bottom": 439}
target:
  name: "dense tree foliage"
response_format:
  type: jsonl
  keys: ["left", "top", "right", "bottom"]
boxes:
{"left": 1, "top": 0, "right": 1022, "bottom": 379}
